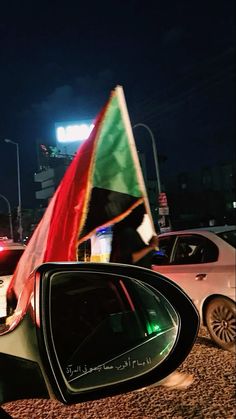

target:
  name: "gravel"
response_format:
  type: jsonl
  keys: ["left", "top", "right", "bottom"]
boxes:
{"left": 3, "top": 328, "right": 236, "bottom": 419}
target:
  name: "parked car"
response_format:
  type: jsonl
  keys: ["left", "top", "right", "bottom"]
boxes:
{"left": 0, "top": 262, "right": 199, "bottom": 415}
{"left": 152, "top": 225, "right": 236, "bottom": 352}
{"left": 0, "top": 239, "right": 25, "bottom": 319}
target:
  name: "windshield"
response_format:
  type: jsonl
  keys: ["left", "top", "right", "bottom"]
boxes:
{"left": 217, "top": 230, "right": 236, "bottom": 249}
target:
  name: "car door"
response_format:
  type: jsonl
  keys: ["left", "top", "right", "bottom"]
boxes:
{"left": 153, "top": 234, "right": 220, "bottom": 311}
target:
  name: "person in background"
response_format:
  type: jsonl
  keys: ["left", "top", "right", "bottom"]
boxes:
{"left": 110, "top": 204, "right": 194, "bottom": 390}
{"left": 109, "top": 204, "right": 158, "bottom": 269}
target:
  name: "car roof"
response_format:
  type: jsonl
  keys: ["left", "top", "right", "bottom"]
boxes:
{"left": 158, "top": 225, "right": 236, "bottom": 237}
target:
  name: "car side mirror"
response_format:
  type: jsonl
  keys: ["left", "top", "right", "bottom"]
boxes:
{"left": 0, "top": 263, "right": 199, "bottom": 405}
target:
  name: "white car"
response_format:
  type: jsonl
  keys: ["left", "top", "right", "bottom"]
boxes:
{"left": 0, "top": 239, "right": 25, "bottom": 319}
{"left": 152, "top": 226, "right": 236, "bottom": 351}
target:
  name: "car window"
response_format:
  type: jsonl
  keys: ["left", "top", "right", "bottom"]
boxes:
{"left": 171, "top": 235, "right": 219, "bottom": 265}
{"left": 157, "top": 236, "right": 176, "bottom": 265}
{"left": 0, "top": 249, "right": 25, "bottom": 275}
{"left": 217, "top": 230, "right": 236, "bottom": 249}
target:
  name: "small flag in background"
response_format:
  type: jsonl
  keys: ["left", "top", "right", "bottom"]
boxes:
{"left": 8, "top": 85, "right": 155, "bottom": 301}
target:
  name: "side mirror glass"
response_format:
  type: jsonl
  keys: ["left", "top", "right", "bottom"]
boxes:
{"left": 49, "top": 271, "right": 178, "bottom": 391}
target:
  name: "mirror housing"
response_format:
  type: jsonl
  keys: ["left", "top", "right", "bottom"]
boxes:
{"left": 35, "top": 263, "right": 199, "bottom": 404}
{"left": 0, "top": 263, "right": 199, "bottom": 405}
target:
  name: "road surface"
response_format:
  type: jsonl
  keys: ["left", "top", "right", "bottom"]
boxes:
{"left": 3, "top": 328, "right": 236, "bottom": 418}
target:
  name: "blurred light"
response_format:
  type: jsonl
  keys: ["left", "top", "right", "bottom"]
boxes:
{"left": 233, "top": 202, "right": 236, "bottom": 208}
{"left": 159, "top": 341, "right": 173, "bottom": 356}
{"left": 146, "top": 321, "right": 161, "bottom": 335}
{"left": 154, "top": 250, "right": 165, "bottom": 256}
{"left": 56, "top": 123, "right": 94, "bottom": 143}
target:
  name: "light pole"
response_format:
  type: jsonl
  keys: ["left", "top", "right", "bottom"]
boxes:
{"left": 132, "top": 123, "right": 161, "bottom": 195}
{"left": 0, "top": 194, "right": 14, "bottom": 240}
{"left": 4, "top": 139, "right": 23, "bottom": 242}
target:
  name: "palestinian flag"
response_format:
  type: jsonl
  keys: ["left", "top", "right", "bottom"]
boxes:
{"left": 8, "top": 86, "right": 154, "bottom": 301}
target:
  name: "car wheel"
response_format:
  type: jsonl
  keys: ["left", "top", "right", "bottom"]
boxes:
{"left": 206, "top": 297, "right": 236, "bottom": 352}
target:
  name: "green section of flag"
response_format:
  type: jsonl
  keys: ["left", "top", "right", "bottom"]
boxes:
{"left": 93, "top": 93, "right": 142, "bottom": 197}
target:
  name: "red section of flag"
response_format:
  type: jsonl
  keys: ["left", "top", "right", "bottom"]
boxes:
{"left": 43, "top": 105, "right": 107, "bottom": 262}
{"left": 7, "top": 102, "right": 108, "bottom": 301}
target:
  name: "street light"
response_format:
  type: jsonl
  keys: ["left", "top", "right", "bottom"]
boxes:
{"left": 132, "top": 123, "right": 161, "bottom": 195}
{"left": 4, "top": 139, "right": 23, "bottom": 242}
{"left": 0, "top": 194, "right": 13, "bottom": 240}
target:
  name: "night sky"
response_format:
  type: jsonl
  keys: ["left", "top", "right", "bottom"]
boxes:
{"left": 0, "top": 0, "right": 235, "bottom": 210}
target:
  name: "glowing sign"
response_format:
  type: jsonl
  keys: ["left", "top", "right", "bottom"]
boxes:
{"left": 56, "top": 123, "right": 94, "bottom": 143}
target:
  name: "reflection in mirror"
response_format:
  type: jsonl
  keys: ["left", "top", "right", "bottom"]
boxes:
{"left": 50, "top": 271, "right": 179, "bottom": 391}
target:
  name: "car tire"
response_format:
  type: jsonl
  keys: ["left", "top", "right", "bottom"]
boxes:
{"left": 206, "top": 297, "right": 236, "bottom": 352}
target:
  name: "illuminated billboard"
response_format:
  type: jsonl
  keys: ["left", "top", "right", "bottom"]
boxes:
{"left": 55, "top": 121, "right": 94, "bottom": 156}
{"left": 55, "top": 121, "right": 94, "bottom": 143}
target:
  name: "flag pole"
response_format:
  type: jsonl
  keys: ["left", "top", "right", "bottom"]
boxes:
{"left": 116, "top": 85, "right": 156, "bottom": 235}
